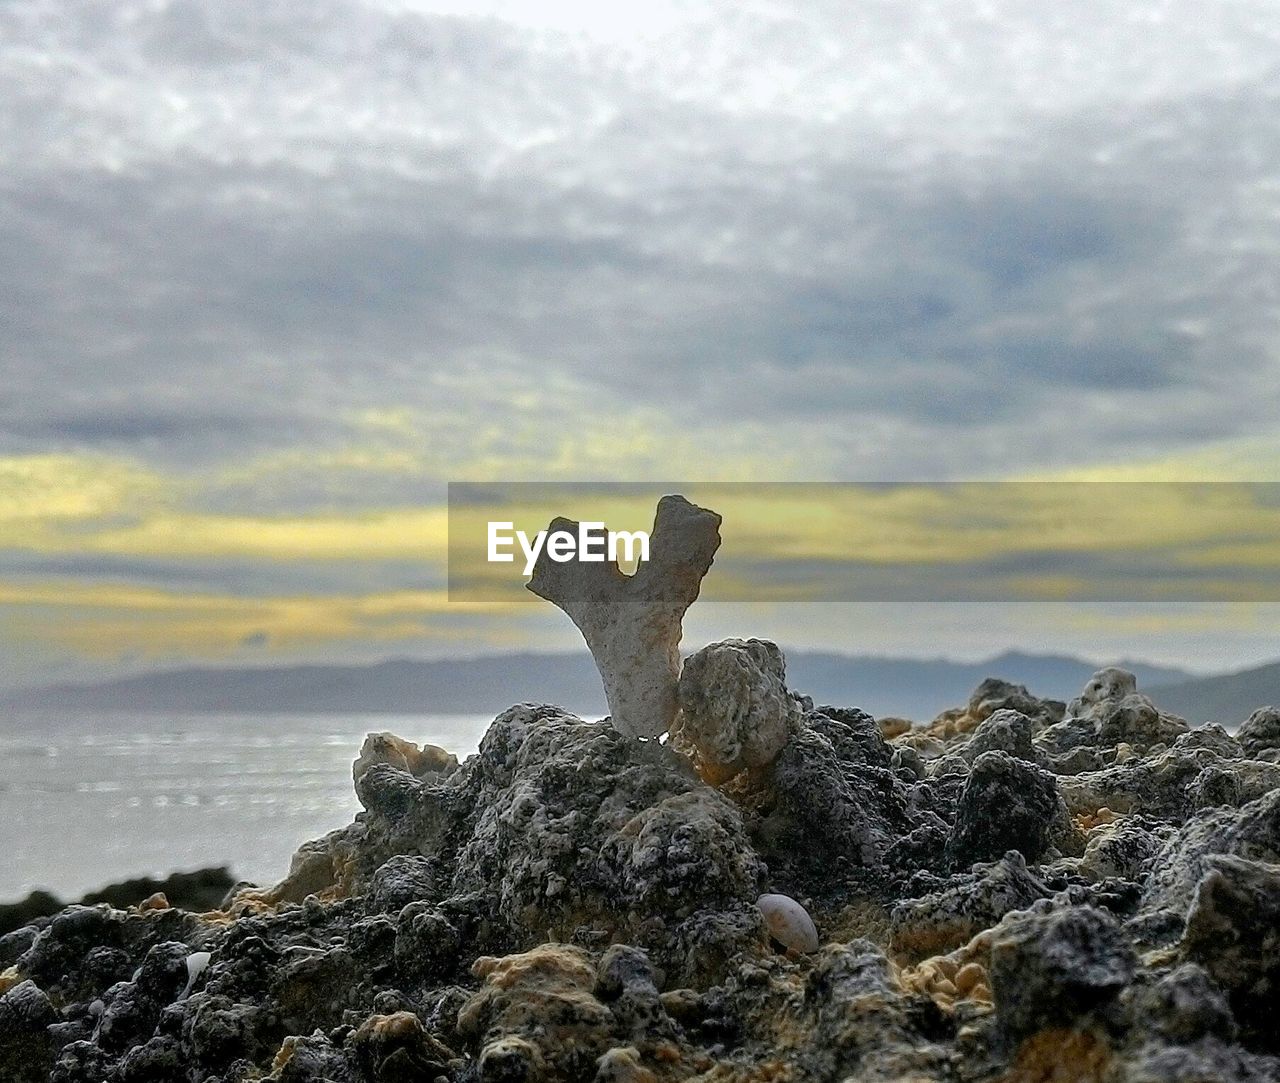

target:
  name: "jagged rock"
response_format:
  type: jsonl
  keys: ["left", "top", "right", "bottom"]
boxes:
{"left": 0, "top": 979, "right": 58, "bottom": 1083}
{"left": 446, "top": 705, "right": 764, "bottom": 943}
{"left": 264, "top": 1031, "right": 349, "bottom": 1082}
{"left": 960, "top": 708, "right": 1042, "bottom": 764}
{"left": 526, "top": 495, "right": 721, "bottom": 739}
{"left": 457, "top": 944, "right": 620, "bottom": 1081}
{"left": 1078, "top": 816, "right": 1172, "bottom": 882}
{"left": 795, "top": 938, "right": 954, "bottom": 1080}
{"left": 890, "top": 850, "right": 1051, "bottom": 959}
{"left": 672, "top": 637, "right": 800, "bottom": 783}
{"left": 394, "top": 902, "right": 461, "bottom": 983}
{"left": 1237, "top": 707, "right": 1280, "bottom": 757}
{"left": 945, "top": 751, "right": 1070, "bottom": 869}
{"left": 970, "top": 677, "right": 1066, "bottom": 727}
{"left": 11, "top": 644, "right": 1280, "bottom": 1083}
{"left": 368, "top": 855, "right": 439, "bottom": 913}
{"left": 1135, "top": 787, "right": 1280, "bottom": 937}
{"left": 1070, "top": 666, "right": 1140, "bottom": 717}
{"left": 352, "top": 732, "right": 457, "bottom": 788}
{"left": 1094, "top": 694, "right": 1189, "bottom": 751}
{"left": 754, "top": 710, "right": 915, "bottom": 894}
{"left": 656, "top": 903, "right": 768, "bottom": 988}
{"left": 1067, "top": 667, "right": 1190, "bottom": 751}
{"left": 348, "top": 1011, "right": 455, "bottom": 1080}
{"left": 989, "top": 904, "right": 1136, "bottom": 1040}
{"left": 1126, "top": 962, "right": 1236, "bottom": 1044}
{"left": 1181, "top": 854, "right": 1280, "bottom": 1050}
{"left": 1059, "top": 736, "right": 1280, "bottom": 823}
{"left": 1114, "top": 1039, "right": 1280, "bottom": 1083}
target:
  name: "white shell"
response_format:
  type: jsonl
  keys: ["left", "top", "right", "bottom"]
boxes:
{"left": 757, "top": 892, "right": 819, "bottom": 953}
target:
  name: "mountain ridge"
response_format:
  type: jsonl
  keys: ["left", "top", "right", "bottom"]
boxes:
{"left": 3, "top": 648, "right": 1222, "bottom": 723}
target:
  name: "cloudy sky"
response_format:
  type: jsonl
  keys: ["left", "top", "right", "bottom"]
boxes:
{"left": 4, "top": 0, "right": 1280, "bottom": 690}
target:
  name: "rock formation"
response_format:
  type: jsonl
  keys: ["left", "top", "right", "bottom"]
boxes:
{"left": 4, "top": 641, "right": 1280, "bottom": 1079}
{"left": 526, "top": 494, "right": 721, "bottom": 739}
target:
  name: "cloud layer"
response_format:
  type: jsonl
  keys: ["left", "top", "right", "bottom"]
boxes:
{"left": 5, "top": 0, "right": 1280, "bottom": 682}
{"left": 5, "top": 0, "right": 1280, "bottom": 479}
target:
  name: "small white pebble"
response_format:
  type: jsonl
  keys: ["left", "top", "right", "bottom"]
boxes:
{"left": 756, "top": 892, "right": 819, "bottom": 953}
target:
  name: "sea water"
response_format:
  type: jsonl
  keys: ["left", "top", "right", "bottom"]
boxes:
{"left": 0, "top": 709, "right": 493, "bottom": 900}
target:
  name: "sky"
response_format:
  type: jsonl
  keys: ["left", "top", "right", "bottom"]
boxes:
{"left": 3, "top": 0, "right": 1280, "bottom": 691}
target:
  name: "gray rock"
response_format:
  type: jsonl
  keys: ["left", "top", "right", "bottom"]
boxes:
{"left": 1237, "top": 707, "right": 1280, "bottom": 757}
{"left": 10, "top": 640, "right": 1280, "bottom": 1083}
{"left": 1079, "top": 816, "right": 1172, "bottom": 882}
{"left": 968, "top": 677, "right": 1066, "bottom": 727}
{"left": 891, "top": 850, "right": 1050, "bottom": 958}
{"left": 1070, "top": 666, "right": 1140, "bottom": 717}
{"left": 990, "top": 905, "right": 1136, "bottom": 1040}
{"left": 0, "top": 980, "right": 58, "bottom": 1083}
{"left": 945, "top": 750, "right": 1068, "bottom": 869}
{"left": 673, "top": 637, "right": 800, "bottom": 782}
{"left": 1127, "top": 962, "right": 1236, "bottom": 1043}
{"left": 1181, "top": 853, "right": 1280, "bottom": 1050}
{"left": 961, "top": 708, "right": 1042, "bottom": 764}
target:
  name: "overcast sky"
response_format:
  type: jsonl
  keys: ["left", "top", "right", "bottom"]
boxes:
{"left": 4, "top": 0, "right": 1280, "bottom": 690}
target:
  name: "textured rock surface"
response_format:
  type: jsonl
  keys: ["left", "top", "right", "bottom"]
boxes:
{"left": 1237, "top": 706, "right": 1280, "bottom": 757}
{"left": 673, "top": 637, "right": 800, "bottom": 783}
{"left": 526, "top": 494, "right": 721, "bottom": 738}
{"left": 4, "top": 658, "right": 1279, "bottom": 1082}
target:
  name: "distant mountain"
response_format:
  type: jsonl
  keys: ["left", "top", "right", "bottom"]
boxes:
{"left": 3, "top": 654, "right": 610, "bottom": 717}
{"left": 1147, "top": 661, "right": 1280, "bottom": 727}
{"left": 4, "top": 649, "right": 1200, "bottom": 723}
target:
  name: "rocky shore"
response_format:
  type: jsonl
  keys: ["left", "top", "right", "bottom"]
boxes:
{"left": 2, "top": 646, "right": 1278, "bottom": 1082}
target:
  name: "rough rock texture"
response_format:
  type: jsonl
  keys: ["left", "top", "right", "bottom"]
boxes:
{"left": 1237, "top": 706, "right": 1280, "bottom": 758}
{"left": 672, "top": 638, "right": 801, "bottom": 783}
{"left": 526, "top": 494, "right": 721, "bottom": 738}
{"left": 944, "top": 750, "right": 1072, "bottom": 869}
{"left": 4, "top": 659, "right": 1280, "bottom": 1082}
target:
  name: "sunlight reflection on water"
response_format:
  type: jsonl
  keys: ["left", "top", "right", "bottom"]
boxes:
{"left": 0, "top": 709, "right": 492, "bottom": 899}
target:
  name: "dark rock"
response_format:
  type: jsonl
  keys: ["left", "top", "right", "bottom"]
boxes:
{"left": 0, "top": 979, "right": 59, "bottom": 1083}
{"left": 394, "top": 902, "right": 462, "bottom": 983}
{"left": 7, "top": 650, "right": 1279, "bottom": 1083}
{"left": 1127, "top": 962, "right": 1236, "bottom": 1044}
{"left": 1181, "top": 854, "right": 1280, "bottom": 1051}
{"left": 990, "top": 905, "right": 1136, "bottom": 1040}
{"left": 1237, "top": 707, "right": 1280, "bottom": 757}
{"left": 369, "top": 855, "right": 439, "bottom": 913}
{"left": 968, "top": 678, "right": 1065, "bottom": 726}
{"left": 962, "top": 708, "right": 1042, "bottom": 764}
{"left": 945, "top": 751, "right": 1066, "bottom": 869}
{"left": 891, "top": 850, "right": 1050, "bottom": 959}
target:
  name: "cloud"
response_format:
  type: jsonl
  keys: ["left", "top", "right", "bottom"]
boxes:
{"left": 3, "top": 0, "right": 1280, "bottom": 483}
{"left": 0, "top": 577, "right": 524, "bottom": 658}
{"left": 5, "top": 0, "right": 1280, "bottom": 681}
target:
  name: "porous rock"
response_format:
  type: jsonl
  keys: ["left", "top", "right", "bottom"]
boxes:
{"left": 1180, "top": 853, "right": 1280, "bottom": 1050}
{"left": 989, "top": 904, "right": 1136, "bottom": 1040}
{"left": 945, "top": 750, "right": 1069, "bottom": 869}
{"left": 673, "top": 637, "right": 800, "bottom": 783}
{"left": 12, "top": 653, "right": 1280, "bottom": 1083}
{"left": 1237, "top": 706, "right": 1280, "bottom": 758}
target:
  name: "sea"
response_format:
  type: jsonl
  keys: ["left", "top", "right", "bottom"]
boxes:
{"left": 0, "top": 709, "right": 496, "bottom": 902}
